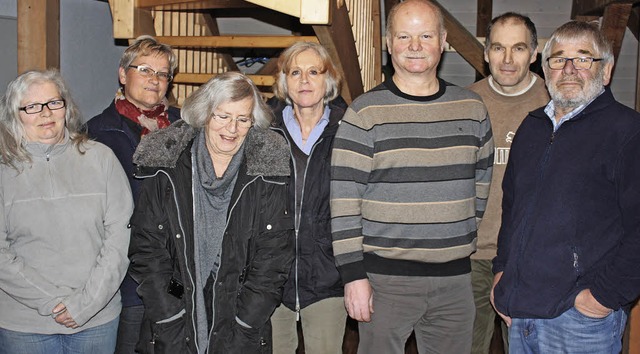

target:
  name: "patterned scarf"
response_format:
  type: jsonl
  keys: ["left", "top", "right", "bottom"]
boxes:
{"left": 114, "top": 87, "right": 171, "bottom": 136}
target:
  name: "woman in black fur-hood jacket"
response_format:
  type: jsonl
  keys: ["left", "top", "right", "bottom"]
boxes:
{"left": 128, "top": 73, "right": 294, "bottom": 354}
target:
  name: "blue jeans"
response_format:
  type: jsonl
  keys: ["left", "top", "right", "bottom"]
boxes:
{"left": 0, "top": 317, "right": 118, "bottom": 354}
{"left": 115, "top": 304, "right": 145, "bottom": 354}
{"left": 509, "top": 307, "right": 626, "bottom": 354}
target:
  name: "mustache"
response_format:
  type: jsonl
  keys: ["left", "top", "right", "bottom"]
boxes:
{"left": 556, "top": 75, "right": 584, "bottom": 85}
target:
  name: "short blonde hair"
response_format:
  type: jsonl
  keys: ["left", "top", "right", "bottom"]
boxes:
{"left": 119, "top": 35, "right": 178, "bottom": 76}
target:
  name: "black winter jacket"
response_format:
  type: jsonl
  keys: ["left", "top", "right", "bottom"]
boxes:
{"left": 493, "top": 88, "right": 640, "bottom": 319}
{"left": 268, "top": 97, "right": 346, "bottom": 311}
{"left": 128, "top": 120, "right": 295, "bottom": 354}
{"left": 86, "top": 101, "right": 180, "bottom": 307}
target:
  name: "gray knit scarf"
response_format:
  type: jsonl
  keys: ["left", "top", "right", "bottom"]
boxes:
{"left": 191, "top": 130, "right": 244, "bottom": 352}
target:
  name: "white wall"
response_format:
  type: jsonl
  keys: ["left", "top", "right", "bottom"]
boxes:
{"left": 60, "top": 0, "right": 126, "bottom": 121}
{"left": 0, "top": 0, "right": 15, "bottom": 17}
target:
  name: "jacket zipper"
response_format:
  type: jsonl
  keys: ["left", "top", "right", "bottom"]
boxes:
{"left": 138, "top": 169, "right": 200, "bottom": 353}
{"left": 271, "top": 126, "right": 302, "bottom": 320}
{"left": 294, "top": 138, "right": 322, "bottom": 320}
{"left": 506, "top": 123, "right": 558, "bottom": 315}
{"left": 271, "top": 125, "right": 322, "bottom": 321}
{"left": 206, "top": 174, "right": 286, "bottom": 347}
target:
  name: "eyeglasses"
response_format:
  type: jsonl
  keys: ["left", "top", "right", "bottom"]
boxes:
{"left": 19, "top": 99, "right": 66, "bottom": 114}
{"left": 546, "top": 57, "right": 603, "bottom": 70}
{"left": 211, "top": 113, "right": 253, "bottom": 128}
{"left": 128, "top": 65, "right": 173, "bottom": 81}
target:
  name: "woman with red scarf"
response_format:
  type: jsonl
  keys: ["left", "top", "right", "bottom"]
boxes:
{"left": 86, "top": 35, "right": 180, "bottom": 354}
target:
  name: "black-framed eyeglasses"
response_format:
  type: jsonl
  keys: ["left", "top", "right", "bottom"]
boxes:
{"left": 211, "top": 113, "right": 254, "bottom": 129}
{"left": 128, "top": 65, "right": 173, "bottom": 81}
{"left": 19, "top": 99, "right": 66, "bottom": 114}
{"left": 546, "top": 57, "right": 603, "bottom": 70}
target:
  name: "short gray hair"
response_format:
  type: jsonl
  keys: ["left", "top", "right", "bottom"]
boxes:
{"left": 542, "top": 21, "right": 614, "bottom": 69}
{"left": 0, "top": 70, "right": 86, "bottom": 169}
{"left": 181, "top": 72, "right": 272, "bottom": 129}
{"left": 119, "top": 35, "right": 178, "bottom": 75}
{"left": 273, "top": 41, "right": 342, "bottom": 105}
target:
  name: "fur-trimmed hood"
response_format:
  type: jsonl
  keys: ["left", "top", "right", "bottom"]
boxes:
{"left": 133, "top": 120, "right": 290, "bottom": 176}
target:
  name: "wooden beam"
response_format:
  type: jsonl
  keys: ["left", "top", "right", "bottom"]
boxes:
{"left": 384, "top": 0, "right": 400, "bottom": 21}
{"left": 601, "top": 3, "right": 633, "bottom": 61}
{"left": 626, "top": 301, "right": 640, "bottom": 354}
{"left": 372, "top": 0, "right": 383, "bottom": 86}
{"left": 109, "top": 0, "right": 155, "bottom": 39}
{"left": 136, "top": 0, "right": 252, "bottom": 8}
{"left": 255, "top": 58, "right": 279, "bottom": 76}
{"left": 475, "top": 0, "right": 492, "bottom": 80}
{"left": 173, "top": 73, "right": 275, "bottom": 86}
{"left": 476, "top": 0, "right": 492, "bottom": 38}
{"left": 301, "top": 0, "right": 331, "bottom": 24}
{"left": 572, "top": 0, "right": 636, "bottom": 17}
{"left": 628, "top": 5, "right": 639, "bottom": 40}
{"left": 18, "top": 0, "right": 59, "bottom": 72}
{"left": 155, "top": 35, "right": 318, "bottom": 48}
{"left": 244, "top": 0, "right": 299, "bottom": 18}
{"left": 432, "top": 0, "right": 488, "bottom": 76}
{"left": 313, "top": 1, "right": 364, "bottom": 103}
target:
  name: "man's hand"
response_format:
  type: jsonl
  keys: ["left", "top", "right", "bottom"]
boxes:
{"left": 490, "top": 271, "right": 512, "bottom": 327}
{"left": 344, "top": 278, "right": 374, "bottom": 322}
{"left": 574, "top": 289, "right": 612, "bottom": 318}
{"left": 53, "top": 303, "right": 78, "bottom": 329}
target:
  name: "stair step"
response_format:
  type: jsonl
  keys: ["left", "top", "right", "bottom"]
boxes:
{"left": 156, "top": 35, "right": 318, "bottom": 48}
{"left": 173, "top": 73, "right": 275, "bottom": 86}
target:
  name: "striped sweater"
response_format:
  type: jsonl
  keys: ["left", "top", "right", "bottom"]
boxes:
{"left": 330, "top": 79, "right": 494, "bottom": 283}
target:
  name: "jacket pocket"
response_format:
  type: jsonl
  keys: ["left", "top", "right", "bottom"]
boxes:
{"left": 151, "top": 311, "right": 187, "bottom": 354}
{"left": 225, "top": 320, "right": 271, "bottom": 353}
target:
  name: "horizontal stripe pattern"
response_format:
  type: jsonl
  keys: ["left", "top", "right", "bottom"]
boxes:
{"left": 330, "top": 81, "right": 494, "bottom": 282}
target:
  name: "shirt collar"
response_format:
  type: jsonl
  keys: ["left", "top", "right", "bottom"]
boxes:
{"left": 544, "top": 87, "right": 605, "bottom": 131}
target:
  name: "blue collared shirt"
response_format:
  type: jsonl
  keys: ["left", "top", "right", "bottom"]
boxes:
{"left": 544, "top": 88, "right": 605, "bottom": 131}
{"left": 283, "top": 105, "right": 330, "bottom": 155}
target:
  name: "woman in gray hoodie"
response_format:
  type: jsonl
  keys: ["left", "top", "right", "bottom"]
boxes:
{"left": 0, "top": 70, "right": 133, "bottom": 354}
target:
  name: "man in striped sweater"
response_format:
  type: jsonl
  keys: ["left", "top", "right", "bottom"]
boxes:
{"left": 330, "top": 1, "right": 494, "bottom": 353}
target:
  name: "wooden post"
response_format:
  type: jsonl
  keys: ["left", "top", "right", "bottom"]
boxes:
{"left": 18, "top": 0, "right": 59, "bottom": 73}
{"left": 601, "top": 3, "right": 633, "bottom": 63}
{"left": 624, "top": 301, "right": 640, "bottom": 354}
{"left": 313, "top": 1, "right": 364, "bottom": 102}
{"left": 475, "top": 0, "right": 492, "bottom": 81}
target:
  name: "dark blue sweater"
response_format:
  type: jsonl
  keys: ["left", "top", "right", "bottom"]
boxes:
{"left": 493, "top": 88, "right": 640, "bottom": 319}
{"left": 86, "top": 101, "right": 180, "bottom": 307}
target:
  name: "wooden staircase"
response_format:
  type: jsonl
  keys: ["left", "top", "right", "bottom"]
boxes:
{"left": 107, "top": 0, "right": 383, "bottom": 106}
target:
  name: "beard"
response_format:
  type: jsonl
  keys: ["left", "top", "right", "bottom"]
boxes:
{"left": 548, "top": 69, "right": 605, "bottom": 110}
